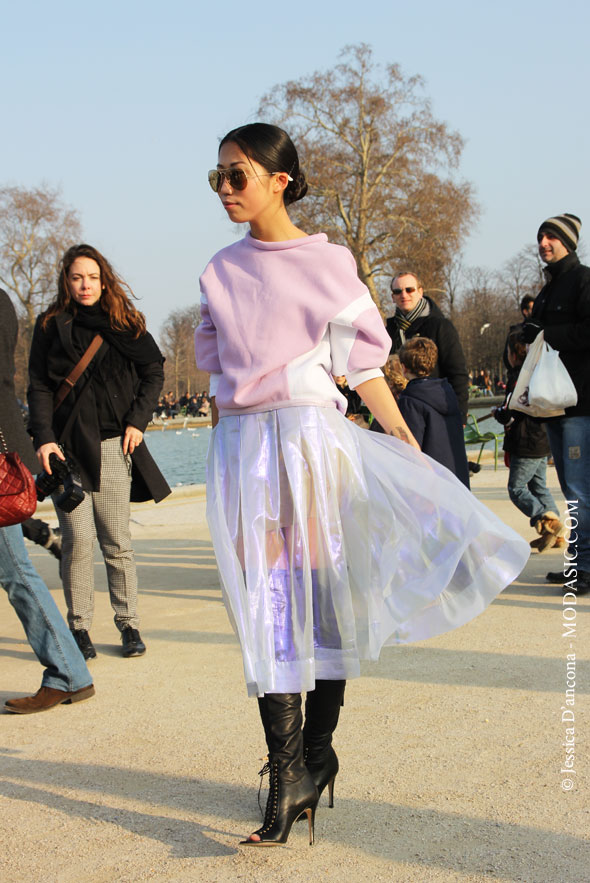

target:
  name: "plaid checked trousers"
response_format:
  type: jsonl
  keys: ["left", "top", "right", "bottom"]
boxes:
{"left": 55, "top": 436, "right": 139, "bottom": 632}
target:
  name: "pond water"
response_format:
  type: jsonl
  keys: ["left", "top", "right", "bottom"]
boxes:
{"left": 144, "top": 401, "right": 502, "bottom": 488}
{"left": 143, "top": 426, "right": 212, "bottom": 487}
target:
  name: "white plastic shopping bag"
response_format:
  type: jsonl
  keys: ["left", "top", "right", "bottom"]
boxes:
{"left": 528, "top": 334, "right": 577, "bottom": 413}
{"left": 510, "top": 332, "right": 575, "bottom": 418}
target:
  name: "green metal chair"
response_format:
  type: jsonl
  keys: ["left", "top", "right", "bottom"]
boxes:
{"left": 464, "top": 413, "right": 503, "bottom": 470}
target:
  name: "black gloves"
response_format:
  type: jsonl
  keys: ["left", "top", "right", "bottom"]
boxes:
{"left": 521, "top": 321, "right": 543, "bottom": 344}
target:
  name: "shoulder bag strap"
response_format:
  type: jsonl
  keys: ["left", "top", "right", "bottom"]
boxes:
{"left": 54, "top": 334, "right": 104, "bottom": 412}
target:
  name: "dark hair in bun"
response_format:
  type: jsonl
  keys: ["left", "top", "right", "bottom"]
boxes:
{"left": 219, "top": 123, "right": 308, "bottom": 205}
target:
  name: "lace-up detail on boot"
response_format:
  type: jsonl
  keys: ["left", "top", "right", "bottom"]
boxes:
{"left": 244, "top": 758, "right": 316, "bottom": 846}
{"left": 256, "top": 760, "right": 271, "bottom": 816}
{"left": 241, "top": 693, "right": 318, "bottom": 846}
{"left": 257, "top": 760, "right": 280, "bottom": 836}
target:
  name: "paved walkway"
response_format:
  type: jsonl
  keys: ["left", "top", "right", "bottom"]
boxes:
{"left": 1, "top": 459, "right": 588, "bottom": 882}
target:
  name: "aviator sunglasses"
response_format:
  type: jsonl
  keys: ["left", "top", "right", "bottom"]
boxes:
{"left": 207, "top": 168, "right": 293, "bottom": 193}
{"left": 391, "top": 286, "right": 417, "bottom": 295}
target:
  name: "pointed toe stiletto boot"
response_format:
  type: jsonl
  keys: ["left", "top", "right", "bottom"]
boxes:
{"left": 303, "top": 679, "right": 346, "bottom": 808}
{"left": 241, "top": 693, "right": 318, "bottom": 846}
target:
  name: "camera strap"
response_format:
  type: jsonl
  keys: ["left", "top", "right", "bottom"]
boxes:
{"left": 54, "top": 335, "right": 104, "bottom": 412}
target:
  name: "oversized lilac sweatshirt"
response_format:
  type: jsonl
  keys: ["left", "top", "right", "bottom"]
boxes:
{"left": 195, "top": 232, "right": 391, "bottom": 417}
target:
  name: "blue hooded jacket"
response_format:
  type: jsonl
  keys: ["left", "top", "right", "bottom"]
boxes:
{"left": 397, "top": 377, "right": 470, "bottom": 487}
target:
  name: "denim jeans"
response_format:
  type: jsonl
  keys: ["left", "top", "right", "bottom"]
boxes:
{"left": 0, "top": 524, "right": 92, "bottom": 692}
{"left": 545, "top": 416, "right": 590, "bottom": 572}
{"left": 507, "top": 456, "right": 558, "bottom": 527}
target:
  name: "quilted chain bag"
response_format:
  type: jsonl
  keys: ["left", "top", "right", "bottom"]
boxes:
{"left": 0, "top": 426, "right": 37, "bottom": 528}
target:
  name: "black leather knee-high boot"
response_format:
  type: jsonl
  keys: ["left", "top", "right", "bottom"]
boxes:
{"left": 303, "top": 680, "right": 346, "bottom": 808}
{"left": 242, "top": 693, "right": 319, "bottom": 846}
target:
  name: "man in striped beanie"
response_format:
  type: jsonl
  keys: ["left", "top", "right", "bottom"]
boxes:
{"left": 522, "top": 213, "right": 590, "bottom": 594}
{"left": 537, "top": 213, "right": 581, "bottom": 260}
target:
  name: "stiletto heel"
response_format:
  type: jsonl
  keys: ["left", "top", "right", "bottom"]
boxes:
{"left": 240, "top": 760, "right": 318, "bottom": 846}
{"left": 326, "top": 775, "right": 335, "bottom": 808}
{"left": 303, "top": 806, "right": 315, "bottom": 845}
{"left": 303, "top": 744, "right": 339, "bottom": 805}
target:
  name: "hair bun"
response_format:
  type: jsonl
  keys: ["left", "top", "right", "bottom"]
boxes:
{"left": 285, "top": 169, "right": 308, "bottom": 205}
{"left": 219, "top": 123, "right": 308, "bottom": 206}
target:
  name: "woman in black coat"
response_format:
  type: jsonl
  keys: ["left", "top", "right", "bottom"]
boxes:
{"left": 28, "top": 244, "right": 170, "bottom": 660}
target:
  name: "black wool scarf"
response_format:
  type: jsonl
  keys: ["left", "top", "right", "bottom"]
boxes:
{"left": 71, "top": 303, "right": 163, "bottom": 366}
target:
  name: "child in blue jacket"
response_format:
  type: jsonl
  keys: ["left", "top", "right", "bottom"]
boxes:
{"left": 397, "top": 338, "right": 470, "bottom": 487}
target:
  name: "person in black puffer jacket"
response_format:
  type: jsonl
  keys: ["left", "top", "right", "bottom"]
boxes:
{"left": 493, "top": 330, "right": 564, "bottom": 552}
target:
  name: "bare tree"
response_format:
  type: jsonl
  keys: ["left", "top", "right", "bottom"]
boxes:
{"left": 0, "top": 185, "right": 82, "bottom": 350}
{"left": 499, "top": 244, "right": 545, "bottom": 310}
{"left": 259, "top": 44, "right": 478, "bottom": 312}
{"left": 453, "top": 267, "right": 518, "bottom": 376}
{"left": 438, "top": 254, "right": 464, "bottom": 320}
{"left": 160, "top": 305, "right": 205, "bottom": 398}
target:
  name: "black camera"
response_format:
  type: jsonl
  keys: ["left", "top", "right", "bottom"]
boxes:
{"left": 36, "top": 453, "right": 85, "bottom": 512}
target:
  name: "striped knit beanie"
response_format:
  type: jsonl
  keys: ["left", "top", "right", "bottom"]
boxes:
{"left": 537, "top": 213, "right": 582, "bottom": 252}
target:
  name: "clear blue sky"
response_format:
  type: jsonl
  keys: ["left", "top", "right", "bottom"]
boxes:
{"left": 3, "top": 0, "right": 588, "bottom": 338}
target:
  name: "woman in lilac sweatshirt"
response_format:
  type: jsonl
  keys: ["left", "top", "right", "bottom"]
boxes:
{"left": 195, "top": 123, "right": 528, "bottom": 847}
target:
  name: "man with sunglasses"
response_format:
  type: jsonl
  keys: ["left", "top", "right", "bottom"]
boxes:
{"left": 386, "top": 272, "right": 469, "bottom": 423}
{"left": 522, "top": 213, "right": 590, "bottom": 594}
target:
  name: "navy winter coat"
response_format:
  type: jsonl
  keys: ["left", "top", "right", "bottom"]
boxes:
{"left": 397, "top": 377, "right": 470, "bottom": 487}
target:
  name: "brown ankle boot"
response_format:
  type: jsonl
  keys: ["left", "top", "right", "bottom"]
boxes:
{"left": 540, "top": 513, "right": 566, "bottom": 537}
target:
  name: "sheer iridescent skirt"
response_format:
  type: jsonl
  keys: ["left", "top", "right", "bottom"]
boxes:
{"left": 206, "top": 406, "right": 529, "bottom": 697}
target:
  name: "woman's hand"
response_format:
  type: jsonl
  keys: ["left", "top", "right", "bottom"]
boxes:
{"left": 36, "top": 443, "right": 65, "bottom": 473}
{"left": 123, "top": 425, "right": 144, "bottom": 455}
{"left": 355, "top": 376, "right": 420, "bottom": 450}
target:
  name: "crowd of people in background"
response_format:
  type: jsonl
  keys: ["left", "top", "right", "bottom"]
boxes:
{"left": 155, "top": 390, "right": 211, "bottom": 419}
{"left": 470, "top": 368, "right": 505, "bottom": 396}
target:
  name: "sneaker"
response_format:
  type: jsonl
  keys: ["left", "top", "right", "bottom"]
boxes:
{"left": 546, "top": 569, "right": 590, "bottom": 595}
{"left": 546, "top": 570, "right": 564, "bottom": 583}
{"left": 71, "top": 629, "right": 97, "bottom": 660}
{"left": 121, "top": 627, "right": 146, "bottom": 657}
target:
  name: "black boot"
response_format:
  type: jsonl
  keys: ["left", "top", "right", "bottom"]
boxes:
{"left": 71, "top": 629, "right": 97, "bottom": 661}
{"left": 242, "top": 693, "right": 318, "bottom": 846}
{"left": 303, "top": 680, "right": 346, "bottom": 808}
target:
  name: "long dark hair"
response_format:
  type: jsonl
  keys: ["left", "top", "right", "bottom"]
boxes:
{"left": 42, "top": 244, "right": 146, "bottom": 336}
{"left": 219, "top": 123, "right": 308, "bottom": 206}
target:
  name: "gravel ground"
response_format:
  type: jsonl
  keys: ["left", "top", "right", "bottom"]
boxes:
{"left": 1, "top": 458, "right": 588, "bottom": 882}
